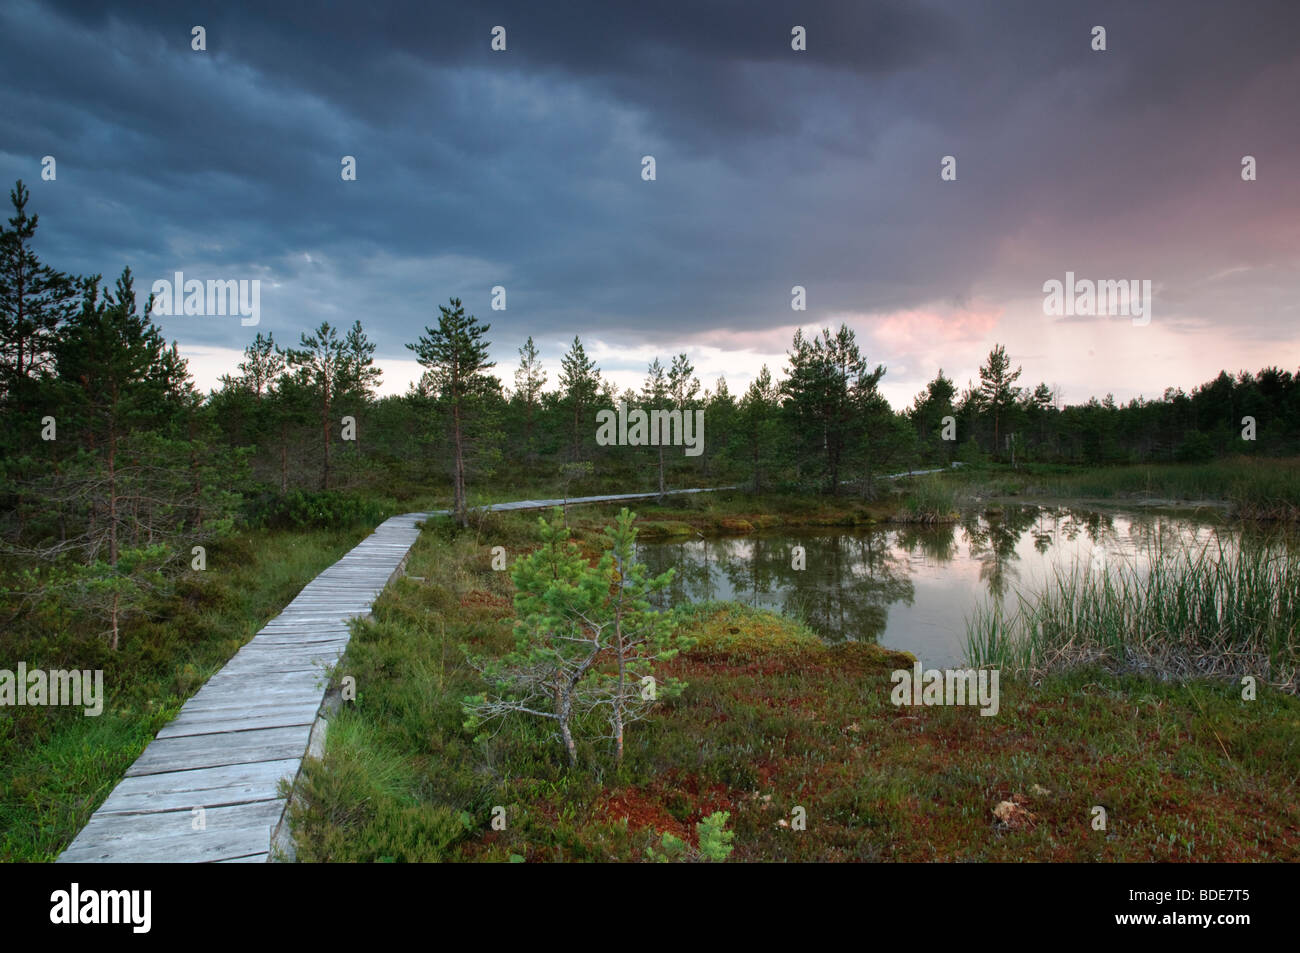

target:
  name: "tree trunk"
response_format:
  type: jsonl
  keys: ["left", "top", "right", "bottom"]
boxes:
{"left": 107, "top": 417, "right": 118, "bottom": 566}
{"left": 110, "top": 591, "right": 120, "bottom": 651}
{"left": 189, "top": 412, "right": 203, "bottom": 530}
{"left": 321, "top": 387, "right": 331, "bottom": 490}
{"left": 279, "top": 421, "right": 289, "bottom": 494}
{"left": 556, "top": 685, "right": 577, "bottom": 767}
{"left": 613, "top": 653, "right": 626, "bottom": 767}
{"left": 572, "top": 402, "right": 580, "bottom": 460}
{"left": 452, "top": 398, "right": 466, "bottom": 527}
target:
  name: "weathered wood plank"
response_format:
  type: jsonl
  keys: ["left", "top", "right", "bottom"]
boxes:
{"left": 125, "top": 725, "right": 313, "bottom": 776}
{"left": 181, "top": 687, "right": 325, "bottom": 712}
{"left": 59, "top": 800, "right": 286, "bottom": 863}
{"left": 95, "top": 760, "right": 299, "bottom": 815}
{"left": 156, "top": 704, "right": 321, "bottom": 739}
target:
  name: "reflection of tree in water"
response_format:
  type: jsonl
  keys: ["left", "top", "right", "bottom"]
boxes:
{"left": 663, "top": 535, "right": 718, "bottom": 603}
{"left": 1030, "top": 506, "right": 1057, "bottom": 554}
{"left": 1124, "top": 512, "right": 1214, "bottom": 557}
{"left": 717, "top": 535, "right": 789, "bottom": 605}
{"left": 782, "top": 532, "right": 914, "bottom": 645}
{"left": 1079, "top": 509, "right": 1115, "bottom": 544}
{"left": 894, "top": 523, "right": 960, "bottom": 564}
{"left": 638, "top": 530, "right": 915, "bottom": 645}
{"left": 962, "top": 506, "right": 1039, "bottom": 599}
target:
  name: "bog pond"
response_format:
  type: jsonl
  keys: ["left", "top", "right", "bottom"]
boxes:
{"left": 636, "top": 504, "right": 1294, "bottom": 667}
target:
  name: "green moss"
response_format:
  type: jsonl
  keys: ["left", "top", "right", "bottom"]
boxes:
{"left": 633, "top": 520, "right": 696, "bottom": 539}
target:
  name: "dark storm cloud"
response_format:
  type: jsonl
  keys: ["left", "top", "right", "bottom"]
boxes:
{"left": 1, "top": 0, "right": 1297, "bottom": 398}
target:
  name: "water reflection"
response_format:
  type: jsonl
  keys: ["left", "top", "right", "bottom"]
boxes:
{"left": 636, "top": 505, "right": 1293, "bottom": 667}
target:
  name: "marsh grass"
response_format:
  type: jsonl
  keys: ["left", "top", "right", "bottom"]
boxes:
{"left": 292, "top": 519, "right": 1300, "bottom": 861}
{"left": 959, "top": 457, "right": 1300, "bottom": 519}
{"left": 966, "top": 536, "right": 1299, "bottom": 692}
{"left": 897, "top": 479, "right": 960, "bottom": 524}
{"left": 0, "top": 525, "right": 366, "bottom": 861}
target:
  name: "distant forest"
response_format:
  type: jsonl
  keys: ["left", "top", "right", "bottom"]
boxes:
{"left": 3, "top": 176, "right": 1298, "bottom": 635}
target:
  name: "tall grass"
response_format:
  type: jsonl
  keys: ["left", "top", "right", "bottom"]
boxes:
{"left": 898, "top": 478, "right": 959, "bottom": 524}
{"left": 1016, "top": 457, "right": 1300, "bottom": 519}
{"left": 966, "top": 536, "right": 1299, "bottom": 692}
{"left": 0, "top": 526, "right": 366, "bottom": 861}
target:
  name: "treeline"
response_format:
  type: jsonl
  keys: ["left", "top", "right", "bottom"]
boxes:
{"left": 4, "top": 179, "right": 1299, "bottom": 643}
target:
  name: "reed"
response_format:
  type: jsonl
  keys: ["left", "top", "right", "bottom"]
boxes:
{"left": 897, "top": 478, "right": 960, "bottom": 524}
{"left": 966, "top": 535, "right": 1299, "bottom": 692}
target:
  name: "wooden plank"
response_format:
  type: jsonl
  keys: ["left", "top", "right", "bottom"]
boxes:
{"left": 95, "top": 760, "right": 299, "bottom": 815}
{"left": 57, "top": 512, "right": 426, "bottom": 862}
{"left": 124, "top": 725, "right": 313, "bottom": 776}
{"left": 59, "top": 800, "right": 286, "bottom": 864}
{"left": 156, "top": 704, "right": 321, "bottom": 739}
{"left": 180, "top": 687, "right": 325, "bottom": 712}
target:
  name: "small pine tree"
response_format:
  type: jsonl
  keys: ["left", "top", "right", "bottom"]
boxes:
{"left": 463, "top": 507, "right": 691, "bottom": 767}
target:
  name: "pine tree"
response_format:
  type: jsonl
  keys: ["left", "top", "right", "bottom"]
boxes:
{"left": 285, "top": 322, "right": 348, "bottom": 489}
{"left": 222, "top": 332, "right": 284, "bottom": 400}
{"left": 977, "top": 344, "right": 1022, "bottom": 457}
{"left": 909, "top": 369, "right": 957, "bottom": 460}
{"left": 406, "top": 298, "right": 495, "bottom": 526}
{"left": 23, "top": 269, "right": 237, "bottom": 648}
{"left": 339, "top": 320, "right": 382, "bottom": 401}
{"left": 558, "top": 335, "right": 600, "bottom": 461}
{"left": 641, "top": 357, "right": 669, "bottom": 495}
{"left": 513, "top": 336, "right": 546, "bottom": 460}
{"left": 782, "top": 325, "right": 883, "bottom": 494}
{"left": 0, "top": 180, "right": 80, "bottom": 414}
{"left": 463, "top": 508, "right": 688, "bottom": 767}
{"left": 739, "top": 365, "right": 781, "bottom": 492}
{"left": 704, "top": 375, "right": 736, "bottom": 477}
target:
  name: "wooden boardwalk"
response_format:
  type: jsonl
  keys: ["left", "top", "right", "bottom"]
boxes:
{"left": 54, "top": 487, "right": 726, "bottom": 863}
{"left": 57, "top": 469, "right": 955, "bottom": 862}
{"left": 58, "top": 513, "right": 426, "bottom": 864}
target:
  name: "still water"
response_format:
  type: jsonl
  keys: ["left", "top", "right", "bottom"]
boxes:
{"left": 636, "top": 505, "right": 1245, "bottom": 667}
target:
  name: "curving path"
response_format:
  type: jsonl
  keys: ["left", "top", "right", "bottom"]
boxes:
{"left": 56, "top": 486, "right": 737, "bottom": 862}
{"left": 58, "top": 470, "right": 954, "bottom": 862}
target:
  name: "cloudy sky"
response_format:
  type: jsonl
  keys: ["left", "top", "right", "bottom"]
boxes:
{"left": 2, "top": 0, "right": 1297, "bottom": 408}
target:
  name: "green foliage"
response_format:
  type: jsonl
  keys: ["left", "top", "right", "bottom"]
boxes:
{"left": 1176, "top": 430, "right": 1215, "bottom": 463}
{"left": 646, "top": 811, "right": 734, "bottom": 862}
{"left": 645, "top": 830, "right": 689, "bottom": 862}
{"left": 407, "top": 298, "right": 499, "bottom": 525}
{"left": 0, "top": 180, "right": 81, "bottom": 407}
{"left": 966, "top": 536, "right": 1299, "bottom": 691}
{"left": 696, "top": 810, "right": 735, "bottom": 861}
{"left": 463, "top": 507, "right": 691, "bottom": 766}
{"left": 244, "top": 489, "right": 390, "bottom": 530}
{"left": 782, "top": 325, "right": 886, "bottom": 493}
{"left": 900, "top": 479, "right": 958, "bottom": 523}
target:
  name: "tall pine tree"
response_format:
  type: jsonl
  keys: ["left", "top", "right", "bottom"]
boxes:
{"left": 407, "top": 298, "right": 496, "bottom": 526}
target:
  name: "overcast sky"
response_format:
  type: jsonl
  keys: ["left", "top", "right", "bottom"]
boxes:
{"left": 2, "top": 0, "right": 1297, "bottom": 408}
